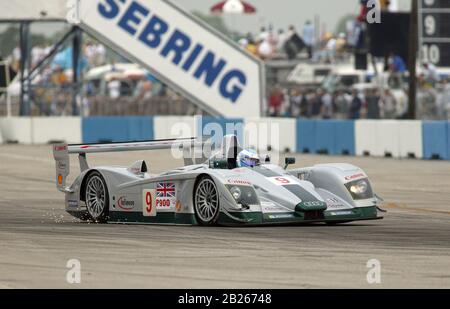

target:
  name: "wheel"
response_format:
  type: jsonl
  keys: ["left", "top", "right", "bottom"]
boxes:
{"left": 84, "top": 171, "right": 109, "bottom": 223}
{"left": 193, "top": 176, "right": 220, "bottom": 226}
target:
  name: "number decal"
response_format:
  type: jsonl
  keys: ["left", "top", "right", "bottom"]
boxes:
{"left": 275, "top": 177, "right": 290, "bottom": 184}
{"left": 143, "top": 189, "right": 156, "bottom": 217}
{"left": 146, "top": 192, "right": 152, "bottom": 213}
{"left": 422, "top": 44, "right": 440, "bottom": 65}
{"left": 424, "top": 15, "right": 436, "bottom": 36}
{"left": 268, "top": 176, "right": 293, "bottom": 185}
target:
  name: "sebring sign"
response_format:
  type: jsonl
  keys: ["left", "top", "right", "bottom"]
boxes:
{"left": 68, "top": 0, "right": 264, "bottom": 117}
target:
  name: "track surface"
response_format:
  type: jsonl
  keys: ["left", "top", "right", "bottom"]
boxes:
{"left": 0, "top": 145, "right": 449, "bottom": 288}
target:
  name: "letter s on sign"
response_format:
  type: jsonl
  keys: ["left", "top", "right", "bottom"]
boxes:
{"left": 98, "top": 0, "right": 121, "bottom": 19}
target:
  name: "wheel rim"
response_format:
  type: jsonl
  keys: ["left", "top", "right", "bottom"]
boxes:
{"left": 195, "top": 179, "right": 219, "bottom": 222}
{"left": 86, "top": 175, "right": 106, "bottom": 219}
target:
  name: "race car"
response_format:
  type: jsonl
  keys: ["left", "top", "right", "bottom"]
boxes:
{"left": 52, "top": 135, "right": 384, "bottom": 226}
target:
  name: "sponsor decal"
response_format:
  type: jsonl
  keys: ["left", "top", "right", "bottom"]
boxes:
{"left": 67, "top": 199, "right": 78, "bottom": 208}
{"left": 345, "top": 173, "right": 365, "bottom": 181}
{"left": 54, "top": 145, "right": 67, "bottom": 152}
{"left": 117, "top": 196, "right": 135, "bottom": 211}
{"left": 58, "top": 161, "right": 67, "bottom": 170}
{"left": 330, "top": 210, "right": 354, "bottom": 216}
{"left": 227, "top": 179, "right": 251, "bottom": 186}
{"left": 326, "top": 198, "right": 346, "bottom": 209}
{"left": 156, "top": 182, "right": 176, "bottom": 210}
{"left": 233, "top": 168, "right": 246, "bottom": 173}
{"left": 268, "top": 214, "right": 295, "bottom": 219}
{"left": 176, "top": 200, "right": 182, "bottom": 212}
{"left": 261, "top": 201, "right": 288, "bottom": 214}
{"left": 268, "top": 176, "right": 293, "bottom": 186}
{"left": 143, "top": 189, "right": 157, "bottom": 217}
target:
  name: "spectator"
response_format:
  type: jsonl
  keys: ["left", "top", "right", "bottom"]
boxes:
{"left": 299, "top": 91, "right": 309, "bottom": 117}
{"left": 302, "top": 21, "right": 315, "bottom": 59}
{"left": 289, "top": 88, "right": 302, "bottom": 117}
{"left": 269, "top": 86, "right": 284, "bottom": 116}
{"left": 321, "top": 90, "right": 333, "bottom": 119}
{"left": 395, "top": 90, "right": 409, "bottom": 119}
{"left": 284, "top": 25, "right": 305, "bottom": 60}
{"left": 422, "top": 62, "right": 440, "bottom": 85}
{"left": 277, "top": 29, "right": 289, "bottom": 53}
{"left": 438, "top": 79, "right": 450, "bottom": 119}
{"left": 334, "top": 91, "right": 350, "bottom": 119}
{"left": 245, "top": 35, "right": 258, "bottom": 57}
{"left": 348, "top": 89, "right": 362, "bottom": 119}
{"left": 258, "top": 38, "right": 273, "bottom": 60}
{"left": 389, "top": 52, "right": 407, "bottom": 74}
{"left": 417, "top": 77, "right": 438, "bottom": 120}
{"left": 325, "top": 35, "right": 337, "bottom": 64}
{"left": 258, "top": 27, "right": 269, "bottom": 42}
{"left": 380, "top": 89, "right": 396, "bottom": 119}
{"left": 310, "top": 90, "right": 323, "bottom": 118}
{"left": 366, "top": 89, "right": 381, "bottom": 119}
{"left": 108, "top": 78, "right": 121, "bottom": 99}
{"left": 267, "top": 26, "right": 279, "bottom": 51}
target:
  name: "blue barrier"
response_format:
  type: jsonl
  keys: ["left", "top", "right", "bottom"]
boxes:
{"left": 335, "top": 120, "right": 355, "bottom": 155}
{"left": 82, "top": 116, "right": 154, "bottom": 143}
{"left": 296, "top": 119, "right": 316, "bottom": 153}
{"left": 197, "top": 117, "right": 244, "bottom": 146}
{"left": 315, "top": 120, "right": 336, "bottom": 154}
{"left": 297, "top": 120, "right": 355, "bottom": 155}
{"left": 448, "top": 122, "right": 450, "bottom": 160}
{"left": 422, "top": 121, "right": 448, "bottom": 160}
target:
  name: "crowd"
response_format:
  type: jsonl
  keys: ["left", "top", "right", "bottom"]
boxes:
{"left": 237, "top": 16, "right": 366, "bottom": 63}
{"left": 267, "top": 77, "right": 450, "bottom": 121}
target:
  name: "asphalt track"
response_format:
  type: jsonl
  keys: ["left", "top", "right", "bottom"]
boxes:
{"left": 0, "top": 145, "right": 449, "bottom": 288}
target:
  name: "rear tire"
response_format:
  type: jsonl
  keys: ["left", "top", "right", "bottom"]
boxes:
{"left": 193, "top": 176, "right": 220, "bottom": 226}
{"left": 84, "top": 171, "right": 109, "bottom": 223}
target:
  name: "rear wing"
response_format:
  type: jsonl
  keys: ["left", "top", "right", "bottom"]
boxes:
{"left": 52, "top": 138, "right": 209, "bottom": 192}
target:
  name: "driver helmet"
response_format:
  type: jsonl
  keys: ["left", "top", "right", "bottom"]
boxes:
{"left": 237, "top": 149, "right": 260, "bottom": 168}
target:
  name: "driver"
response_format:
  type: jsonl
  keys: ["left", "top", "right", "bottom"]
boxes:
{"left": 237, "top": 149, "right": 260, "bottom": 168}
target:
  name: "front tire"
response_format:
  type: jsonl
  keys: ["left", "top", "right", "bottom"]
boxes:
{"left": 193, "top": 176, "right": 220, "bottom": 226}
{"left": 84, "top": 171, "right": 109, "bottom": 223}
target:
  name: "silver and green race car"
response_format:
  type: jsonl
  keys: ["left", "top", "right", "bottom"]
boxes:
{"left": 52, "top": 135, "right": 384, "bottom": 226}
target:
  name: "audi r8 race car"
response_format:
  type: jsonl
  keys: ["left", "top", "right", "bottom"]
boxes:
{"left": 52, "top": 135, "right": 384, "bottom": 226}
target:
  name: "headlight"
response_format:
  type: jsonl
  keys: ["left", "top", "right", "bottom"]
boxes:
{"left": 225, "top": 185, "right": 259, "bottom": 205}
{"left": 230, "top": 186, "right": 242, "bottom": 200}
{"left": 350, "top": 180, "right": 368, "bottom": 195}
{"left": 345, "top": 179, "right": 373, "bottom": 200}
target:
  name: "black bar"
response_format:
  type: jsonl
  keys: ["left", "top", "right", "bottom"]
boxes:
{"left": 408, "top": 0, "right": 419, "bottom": 120}
{"left": 19, "top": 22, "right": 30, "bottom": 116}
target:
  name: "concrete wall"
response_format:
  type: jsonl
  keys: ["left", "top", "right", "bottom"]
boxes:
{"left": 0, "top": 116, "right": 448, "bottom": 161}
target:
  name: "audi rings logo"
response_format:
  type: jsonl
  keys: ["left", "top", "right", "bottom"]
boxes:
{"left": 302, "top": 201, "right": 326, "bottom": 207}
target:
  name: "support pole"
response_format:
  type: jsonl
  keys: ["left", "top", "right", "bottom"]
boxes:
{"left": 408, "top": 0, "right": 418, "bottom": 120}
{"left": 72, "top": 26, "right": 82, "bottom": 116}
{"left": 19, "top": 22, "right": 31, "bottom": 116}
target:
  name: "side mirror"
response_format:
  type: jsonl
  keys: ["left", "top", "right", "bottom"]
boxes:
{"left": 284, "top": 157, "right": 296, "bottom": 169}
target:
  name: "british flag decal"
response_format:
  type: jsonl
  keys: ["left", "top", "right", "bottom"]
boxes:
{"left": 156, "top": 182, "right": 176, "bottom": 198}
